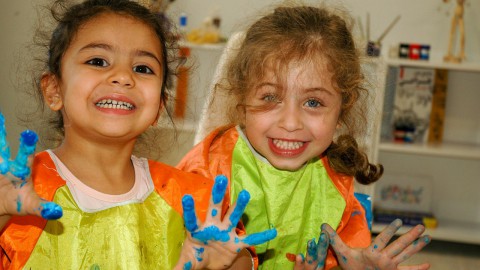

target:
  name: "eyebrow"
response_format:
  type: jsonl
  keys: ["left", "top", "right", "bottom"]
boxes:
{"left": 305, "top": 87, "right": 336, "bottom": 97}
{"left": 79, "top": 42, "right": 162, "bottom": 65}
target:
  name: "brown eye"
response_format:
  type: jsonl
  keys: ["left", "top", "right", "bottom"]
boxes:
{"left": 86, "top": 58, "right": 108, "bottom": 67}
{"left": 133, "top": 65, "right": 154, "bottom": 74}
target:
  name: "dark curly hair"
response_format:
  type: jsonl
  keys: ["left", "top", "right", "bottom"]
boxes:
{"left": 24, "top": 0, "right": 180, "bottom": 158}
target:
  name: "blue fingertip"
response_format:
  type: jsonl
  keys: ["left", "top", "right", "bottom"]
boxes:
{"left": 183, "top": 261, "right": 192, "bottom": 270}
{"left": 242, "top": 228, "right": 277, "bottom": 246}
{"left": 20, "top": 130, "right": 38, "bottom": 147}
{"left": 307, "top": 238, "right": 318, "bottom": 259}
{"left": 182, "top": 195, "right": 198, "bottom": 232}
{"left": 229, "top": 190, "right": 250, "bottom": 229}
{"left": 40, "top": 202, "right": 63, "bottom": 219}
{"left": 212, "top": 175, "right": 228, "bottom": 204}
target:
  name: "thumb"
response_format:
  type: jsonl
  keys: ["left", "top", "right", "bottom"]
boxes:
{"left": 19, "top": 184, "right": 63, "bottom": 220}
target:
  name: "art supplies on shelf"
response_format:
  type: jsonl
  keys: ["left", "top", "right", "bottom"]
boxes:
{"left": 373, "top": 208, "right": 438, "bottom": 228}
{"left": 380, "top": 65, "right": 448, "bottom": 144}
{"left": 373, "top": 173, "right": 437, "bottom": 228}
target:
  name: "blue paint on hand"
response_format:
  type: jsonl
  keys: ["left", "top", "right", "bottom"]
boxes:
{"left": 211, "top": 209, "right": 217, "bottom": 217}
{"left": 10, "top": 130, "right": 38, "bottom": 180}
{"left": 40, "top": 201, "right": 63, "bottom": 220}
{"left": 183, "top": 261, "right": 192, "bottom": 270}
{"left": 194, "top": 247, "right": 205, "bottom": 262}
{"left": 229, "top": 190, "right": 250, "bottom": 230}
{"left": 242, "top": 228, "right": 277, "bottom": 246}
{"left": 182, "top": 195, "right": 198, "bottom": 232}
{"left": 0, "top": 113, "right": 11, "bottom": 175}
{"left": 307, "top": 238, "right": 318, "bottom": 261}
{"left": 16, "top": 195, "right": 22, "bottom": 213}
{"left": 212, "top": 175, "right": 228, "bottom": 204}
{"left": 191, "top": 225, "right": 230, "bottom": 244}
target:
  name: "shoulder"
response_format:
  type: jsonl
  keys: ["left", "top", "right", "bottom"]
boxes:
{"left": 321, "top": 156, "right": 354, "bottom": 197}
{"left": 177, "top": 125, "right": 238, "bottom": 179}
{"left": 147, "top": 159, "right": 213, "bottom": 221}
{"left": 31, "top": 151, "right": 66, "bottom": 200}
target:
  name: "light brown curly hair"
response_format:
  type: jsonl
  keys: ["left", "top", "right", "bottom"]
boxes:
{"left": 215, "top": 4, "right": 383, "bottom": 184}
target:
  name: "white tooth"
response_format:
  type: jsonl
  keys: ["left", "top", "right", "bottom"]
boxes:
{"left": 112, "top": 100, "right": 117, "bottom": 105}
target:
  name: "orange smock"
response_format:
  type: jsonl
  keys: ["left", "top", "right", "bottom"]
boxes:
{"left": 178, "top": 126, "right": 371, "bottom": 269}
{"left": 0, "top": 151, "right": 213, "bottom": 269}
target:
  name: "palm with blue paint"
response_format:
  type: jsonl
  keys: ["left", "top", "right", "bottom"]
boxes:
{"left": 0, "top": 113, "right": 62, "bottom": 227}
{"left": 322, "top": 219, "right": 431, "bottom": 270}
{"left": 175, "top": 175, "right": 277, "bottom": 270}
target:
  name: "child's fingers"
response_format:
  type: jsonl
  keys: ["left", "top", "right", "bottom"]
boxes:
{"left": 206, "top": 175, "right": 228, "bottom": 222}
{"left": 182, "top": 194, "right": 199, "bottom": 232}
{"left": 321, "top": 223, "right": 349, "bottom": 256}
{"left": 239, "top": 228, "right": 277, "bottom": 247}
{"left": 398, "top": 263, "right": 430, "bottom": 270}
{"left": 305, "top": 238, "right": 318, "bottom": 265}
{"left": 225, "top": 189, "right": 250, "bottom": 230}
{"left": 316, "top": 231, "right": 329, "bottom": 269}
{"left": 15, "top": 182, "right": 63, "bottom": 220}
{"left": 10, "top": 130, "right": 38, "bottom": 181}
{"left": 392, "top": 235, "right": 431, "bottom": 266}
{"left": 292, "top": 253, "right": 305, "bottom": 270}
{"left": 372, "top": 219, "right": 402, "bottom": 251}
{"left": 26, "top": 197, "right": 63, "bottom": 220}
{"left": 383, "top": 224, "right": 425, "bottom": 258}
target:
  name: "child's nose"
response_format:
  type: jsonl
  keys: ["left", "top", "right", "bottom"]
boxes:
{"left": 277, "top": 104, "right": 303, "bottom": 131}
{"left": 108, "top": 67, "right": 134, "bottom": 87}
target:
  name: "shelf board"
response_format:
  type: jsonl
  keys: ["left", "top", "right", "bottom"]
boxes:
{"left": 379, "top": 141, "right": 480, "bottom": 159}
{"left": 384, "top": 58, "right": 480, "bottom": 73}
{"left": 179, "top": 41, "right": 226, "bottom": 51}
{"left": 372, "top": 219, "right": 480, "bottom": 245}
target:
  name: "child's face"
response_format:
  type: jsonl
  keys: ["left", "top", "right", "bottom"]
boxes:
{"left": 47, "top": 13, "right": 164, "bottom": 143}
{"left": 244, "top": 59, "right": 342, "bottom": 171}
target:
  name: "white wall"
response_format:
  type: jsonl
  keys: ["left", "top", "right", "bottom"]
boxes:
{"left": 0, "top": 0, "right": 41, "bottom": 154}
{"left": 1, "top": 0, "right": 479, "bottom": 153}
{"left": 169, "top": 0, "right": 480, "bottom": 62}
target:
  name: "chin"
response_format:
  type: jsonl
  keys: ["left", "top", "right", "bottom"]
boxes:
{"left": 271, "top": 161, "right": 305, "bottom": 172}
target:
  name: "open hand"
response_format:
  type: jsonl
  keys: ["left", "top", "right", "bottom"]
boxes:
{"left": 0, "top": 113, "right": 62, "bottom": 220}
{"left": 175, "top": 175, "right": 277, "bottom": 270}
{"left": 323, "top": 219, "right": 431, "bottom": 270}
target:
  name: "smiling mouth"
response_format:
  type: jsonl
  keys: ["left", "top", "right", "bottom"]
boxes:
{"left": 95, "top": 99, "right": 134, "bottom": 110}
{"left": 272, "top": 139, "right": 305, "bottom": 150}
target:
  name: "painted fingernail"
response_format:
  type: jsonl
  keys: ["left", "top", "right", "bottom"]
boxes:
{"left": 40, "top": 202, "right": 63, "bottom": 219}
{"left": 243, "top": 228, "right": 277, "bottom": 246}
{"left": 393, "top": 218, "right": 402, "bottom": 227}
{"left": 229, "top": 190, "right": 250, "bottom": 227}
{"left": 212, "top": 175, "right": 228, "bottom": 204}
{"left": 182, "top": 195, "right": 198, "bottom": 232}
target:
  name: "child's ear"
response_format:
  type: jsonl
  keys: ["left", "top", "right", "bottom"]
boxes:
{"left": 41, "top": 73, "right": 63, "bottom": 111}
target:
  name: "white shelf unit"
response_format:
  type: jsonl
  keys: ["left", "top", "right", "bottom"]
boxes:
{"left": 374, "top": 58, "right": 480, "bottom": 245}
{"left": 372, "top": 219, "right": 480, "bottom": 245}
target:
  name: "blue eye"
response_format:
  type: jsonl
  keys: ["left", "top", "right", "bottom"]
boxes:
{"left": 262, "top": 94, "right": 278, "bottom": 103}
{"left": 133, "top": 65, "right": 154, "bottom": 74}
{"left": 86, "top": 58, "right": 108, "bottom": 67}
{"left": 305, "top": 99, "right": 321, "bottom": 108}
